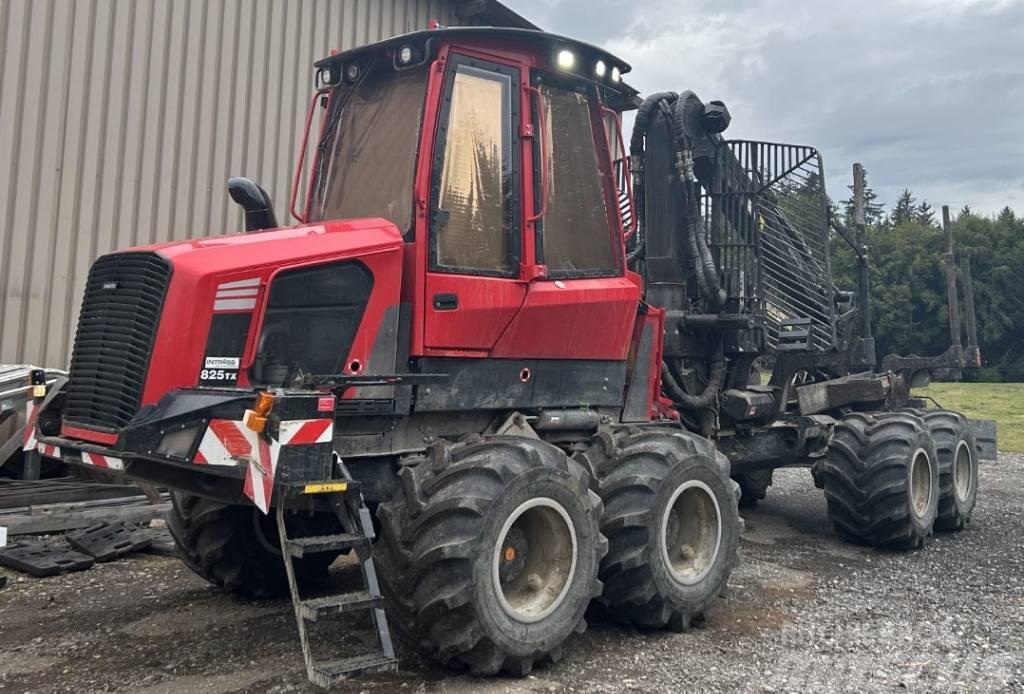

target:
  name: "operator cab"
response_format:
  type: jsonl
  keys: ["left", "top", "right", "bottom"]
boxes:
{"left": 294, "top": 27, "right": 641, "bottom": 357}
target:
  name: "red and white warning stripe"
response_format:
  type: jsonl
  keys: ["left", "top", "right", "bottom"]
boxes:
{"left": 81, "top": 451, "right": 124, "bottom": 471}
{"left": 213, "top": 278, "right": 260, "bottom": 312}
{"left": 194, "top": 419, "right": 258, "bottom": 466}
{"left": 193, "top": 419, "right": 280, "bottom": 513}
{"left": 278, "top": 419, "right": 333, "bottom": 445}
{"left": 22, "top": 400, "right": 39, "bottom": 452}
{"left": 191, "top": 417, "right": 331, "bottom": 514}
{"left": 36, "top": 442, "right": 61, "bottom": 459}
{"left": 243, "top": 435, "right": 280, "bottom": 515}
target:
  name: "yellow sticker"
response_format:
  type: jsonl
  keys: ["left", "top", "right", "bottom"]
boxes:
{"left": 303, "top": 482, "right": 348, "bottom": 494}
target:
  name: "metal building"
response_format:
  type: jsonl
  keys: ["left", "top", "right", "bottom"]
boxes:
{"left": 0, "top": 0, "right": 535, "bottom": 366}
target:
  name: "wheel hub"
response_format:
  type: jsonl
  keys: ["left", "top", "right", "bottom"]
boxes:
{"left": 909, "top": 448, "right": 933, "bottom": 520}
{"left": 662, "top": 480, "right": 722, "bottom": 586}
{"left": 493, "top": 498, "right": 577, "bottom": 623}
{"left": 498, "top": 527, "right": 528, "bottom": 584}
{"left": 953, "top": 440, "right": 974, "bottom": 504}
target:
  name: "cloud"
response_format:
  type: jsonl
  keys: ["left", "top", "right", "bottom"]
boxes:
{"left": 509, "top": 0, "right": 1024, "bottom": 214}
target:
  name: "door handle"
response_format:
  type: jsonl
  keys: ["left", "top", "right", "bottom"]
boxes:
{"left": 433, "top": 293, "right": 458, "bottom": 311}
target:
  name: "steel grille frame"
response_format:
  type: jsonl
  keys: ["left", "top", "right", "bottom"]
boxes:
{"left": 709, "top": 140, "right": 836, "bottom": 351}
{"left": 64, "top": 251, "right": 172, "bottom": 431}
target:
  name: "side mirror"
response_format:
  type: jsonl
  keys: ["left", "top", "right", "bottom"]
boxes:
{"left": 228, "top": 177, "right": 278, "bottom": 232}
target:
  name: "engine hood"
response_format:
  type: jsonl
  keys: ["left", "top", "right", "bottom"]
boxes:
{"left": 136, "top": 218, "right": 404, "bottom": 403}
{"left": 141, "top": 217, "right": 403, "bottom": 277}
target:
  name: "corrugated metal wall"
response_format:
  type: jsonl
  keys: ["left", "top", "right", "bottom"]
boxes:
{"left": 0, "top": 0, "right": 464, "bottom": 366}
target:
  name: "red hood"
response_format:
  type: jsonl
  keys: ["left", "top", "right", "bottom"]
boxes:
{"left": 138, "top": 217, "right": 403, "bottom": 275}
{"left": 138, "top": 218, "right": 404, "bottom": 403}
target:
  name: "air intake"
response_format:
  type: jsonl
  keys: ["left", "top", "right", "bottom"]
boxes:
{"left": 64, "top": 251, "right": 171, "bottom": 432}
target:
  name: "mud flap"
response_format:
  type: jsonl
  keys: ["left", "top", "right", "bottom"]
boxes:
{"left": 968, "top": 418, "right": 998, "bottom": 461}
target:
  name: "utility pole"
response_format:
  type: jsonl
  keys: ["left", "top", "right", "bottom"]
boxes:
{"left": 962, "top": 255, "right": 981, "bottom": 367}
{"left": 853, "top": 163, "right": 872, "bottom": 341}
{"left": 942, "top": 205, "right": 962, "bottom": 352}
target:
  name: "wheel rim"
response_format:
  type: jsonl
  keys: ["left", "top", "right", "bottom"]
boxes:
{"left": 661, "top": 480, "right": 722, "bottom": 586}
{"left": 493, "top": 498, "right": 577, "bottom": 624}
{"left": 909, "top": 448, "right": 933, "bottom": 520}
{"left": 953, "top": 440, "right": 974, "bottom": 504}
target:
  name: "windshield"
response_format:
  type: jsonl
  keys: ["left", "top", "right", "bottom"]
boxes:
{"left": 310, "top": 63, "right": 428, "bottom": 232}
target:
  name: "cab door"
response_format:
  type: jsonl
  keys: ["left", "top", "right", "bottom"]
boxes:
{"left": 422, "top": 54, "right": 525, "bottom": 353}
{"left": 490, "top": 77, "right": 641, "bottom": 360}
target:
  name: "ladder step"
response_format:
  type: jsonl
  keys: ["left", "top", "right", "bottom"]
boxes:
{"left": 311, "top": 654, "right": 398, "bottom": 685}
{"left": 299, "top": 591, "right": 383, "bottom": 621}
{"left": 285, "top": 533, "right": 368, "bottom": 558}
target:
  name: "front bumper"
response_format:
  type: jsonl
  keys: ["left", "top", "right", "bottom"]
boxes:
{"left": 37, "top": 387, "right": 336, "bottom": 507}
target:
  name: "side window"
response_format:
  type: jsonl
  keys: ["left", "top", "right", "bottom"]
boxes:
{"left": 537, "top": 84, "right": 617, "bottom": 276}
{"left": 430, "top": 59, "right": 519, "bottom": 276}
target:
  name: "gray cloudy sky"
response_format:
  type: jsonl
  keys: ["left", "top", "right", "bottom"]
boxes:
{"left": 510, "top": 0, "right": 1024, "bottom": 216}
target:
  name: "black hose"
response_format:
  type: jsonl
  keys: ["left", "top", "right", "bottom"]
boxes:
{"left": 670, "top": 94, "right": 723, "bottom": 310}
{"left": 630, "top": 91, "right": 678, "bottom": 157}
{"left": 685, "top": 182, "right": 724, "bottom": 310}
{"left": 659, "top": 342, "right": 726, "bottom": 411}
{"left": 628, "top": 92, "right": 679, "bottom": 266}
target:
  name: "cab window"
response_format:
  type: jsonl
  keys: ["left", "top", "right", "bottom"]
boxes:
{"left": 536, "top": 83, "right": 618, "bottom": 276}
{"left": 430, "top": 57, "right": 520, "bottom": 276}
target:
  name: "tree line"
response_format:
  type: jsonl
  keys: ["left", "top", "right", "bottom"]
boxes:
{"left": 830, "top": 170, "right": 1024, "bottom": 382}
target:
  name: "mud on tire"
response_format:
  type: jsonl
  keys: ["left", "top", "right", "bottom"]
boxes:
{"left": 167, "top": 492, "right": 338, "bottom": 599}
{"left": 373, "top": 436, "right": 606, "bottom": 676}
{"left": 817, "top": 412, "right": 939, "bottom": 549}
{"left": 580, "top": 428, "right": 741, "bottom": 630}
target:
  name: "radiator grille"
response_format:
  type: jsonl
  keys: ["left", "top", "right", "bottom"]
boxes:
{"left": 64, "top": 252, "right": 171, "bottom": 431}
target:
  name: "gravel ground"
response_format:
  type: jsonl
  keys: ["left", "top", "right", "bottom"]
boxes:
{"left": 1, "top": 453, "right": 1021, "bottom": 693}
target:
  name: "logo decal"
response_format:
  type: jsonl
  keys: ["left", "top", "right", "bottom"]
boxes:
{"left": 205, "top": 356, "right": 240, "bottom": 369}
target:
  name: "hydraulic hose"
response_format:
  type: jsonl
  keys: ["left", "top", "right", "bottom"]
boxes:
{"left": 630, "top": 91, "right": 678, "bottom": 158}
{"left": 628, "top": 92, "right": 678, "bottom": 266}
{"left": 659, "top": 341, "right": 726, "bottom": 411}
{"left": 671, "top": 94, "right": 723, "bottom": 310}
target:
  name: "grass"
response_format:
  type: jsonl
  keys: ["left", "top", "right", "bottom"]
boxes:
{"left": 913, "top": 382, "right": 1024, "bottom": 453}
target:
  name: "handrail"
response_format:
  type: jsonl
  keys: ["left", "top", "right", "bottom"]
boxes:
{"left": 602, "top": 105, "right": 636, "bottom": 239}
{"left": 289, "top": 88, "right": 331, "bottom": 223}
{"left": 525, "top": 85, "right": 548, "bottom": 224}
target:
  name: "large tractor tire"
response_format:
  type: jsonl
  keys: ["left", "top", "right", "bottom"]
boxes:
{"left": 817, "top": 412, "right": 939, "bottom": 549}
{"left": 373, "top": 436, "right": 605, "bottom": 676}
{"left": 167, "top": 492, "right": 339, "bottom": 599}
{"left": 580, "top": 428, "right": 741, "bottom": 631}
{"left": 916, "top": 410, "right": 978, "bottom": 531}
{"left": 733, "top": 469, "right": 773, "bottom": 508}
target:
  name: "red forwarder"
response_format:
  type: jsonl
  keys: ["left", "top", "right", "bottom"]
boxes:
{"left": 30, "top": 26, "right": 985, "bottom": 686}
